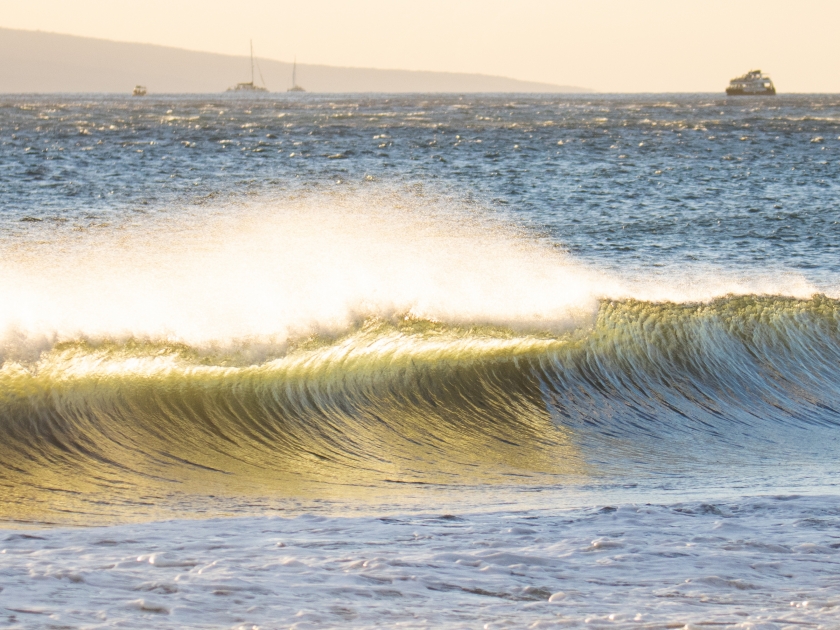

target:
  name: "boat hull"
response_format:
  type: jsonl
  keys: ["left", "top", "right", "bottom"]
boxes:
{"left": 726, "top": 87, "right": 776, "bottom": 96}
{"left": 226, "top": 82, "right": 268, "bottom": 93}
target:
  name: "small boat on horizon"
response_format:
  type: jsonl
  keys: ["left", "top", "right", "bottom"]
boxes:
{"left": 287, "top": 58, "right": 306, "bottom": 92}
{"left": 227, "top": 40, "right": 268, "bottom": 93}
{"left": 726, "top": 70, "right": 776, "bottom": 96}
{"left": 132, "top": 85, "right": 147, "bottom": 97}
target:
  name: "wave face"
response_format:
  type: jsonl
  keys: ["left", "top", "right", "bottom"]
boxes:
{"left": 2, "top": 292, "right": 839, "bottom": 523}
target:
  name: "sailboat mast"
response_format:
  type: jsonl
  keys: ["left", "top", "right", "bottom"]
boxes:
{"left": 250, "top": 40, "right": 255, "bottom": 85}
{"left": 292, "top": 58, "right": 297, "bottom": 88}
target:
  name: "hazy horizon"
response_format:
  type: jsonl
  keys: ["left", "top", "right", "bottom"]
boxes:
{"left": 0, "top": 27, "right": 592, "bottom": 94}
{"left": 0, "top": 0, "right": 838, "bottom": 93}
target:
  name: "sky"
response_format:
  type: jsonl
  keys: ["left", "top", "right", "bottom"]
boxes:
{"left": 1, "top": 0, "right": 838, "bottom": 92}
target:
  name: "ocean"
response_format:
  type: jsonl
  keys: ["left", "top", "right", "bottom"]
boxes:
{"left": 0, "top": 93, "right": 839, "bottom": 628}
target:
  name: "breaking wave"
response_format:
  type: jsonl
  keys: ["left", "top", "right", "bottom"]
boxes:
{"left": 1, "top": 195, "right": 838, "bottom": 523}
{"left": 1, "top": 295, "right": 839, "bottom": 523}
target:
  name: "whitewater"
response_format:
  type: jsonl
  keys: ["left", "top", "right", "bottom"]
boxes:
{"left": 0, "top": 93, "right": 839, "bottom": 628}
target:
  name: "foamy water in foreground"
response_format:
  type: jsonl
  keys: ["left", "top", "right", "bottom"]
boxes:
{"left": 3, "top": 495, "right": 840, "bottom": 629}
{"left": 1, "top": 94, "right": 839, "bottom": 628}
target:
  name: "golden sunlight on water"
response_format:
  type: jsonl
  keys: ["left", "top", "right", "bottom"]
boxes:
{"left": 0, "top": 326, "right": 589, "bottom": 526}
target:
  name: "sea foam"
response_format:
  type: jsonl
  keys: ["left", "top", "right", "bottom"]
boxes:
{"left": 0, "top": 190, "right": 825, "bottom": 362}
{"left": 0, "top": 193, "right": 603, "bottom": 358}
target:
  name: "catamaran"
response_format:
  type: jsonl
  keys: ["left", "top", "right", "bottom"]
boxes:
{"left": 227, "top": 41, "right": 268, "bottom": 93}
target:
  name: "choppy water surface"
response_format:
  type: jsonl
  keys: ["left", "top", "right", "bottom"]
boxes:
{"left": 0, "top": 94, "right": 839, "bottom": 628}
{"left": 2, "top": 94, "right": 838, "bottom": 276}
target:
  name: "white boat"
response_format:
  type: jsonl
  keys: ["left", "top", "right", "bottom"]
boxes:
{"left": 726, "top": 70, "right": 776, "bottom": 96}
{"left": 227, "top": 41, "right": 268, "bottom": 93}
{"left": 287, "top": 58, "right": 306, "bottom": 92}
{"left": 132, "top": 85, "right": 147, "bottom": 97}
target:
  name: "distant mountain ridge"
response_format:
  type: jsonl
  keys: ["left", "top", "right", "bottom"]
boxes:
{"left": 0, "top": 28, "right": 592, "bottom": 94}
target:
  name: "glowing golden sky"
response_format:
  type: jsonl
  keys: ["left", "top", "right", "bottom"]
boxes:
{"left": 2, "top": 0, "right": 838, "bottom": 92}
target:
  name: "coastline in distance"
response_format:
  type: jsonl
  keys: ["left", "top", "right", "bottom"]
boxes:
{"left": 0, "top": 28, "right": 593, "bottom": 94}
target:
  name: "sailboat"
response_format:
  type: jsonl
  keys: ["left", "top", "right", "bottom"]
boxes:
{"left": 287, "top": 58, "right": 306, "bottom": 92}
{"left": 227, "top": 40, "right": 268, "bottom": 93}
